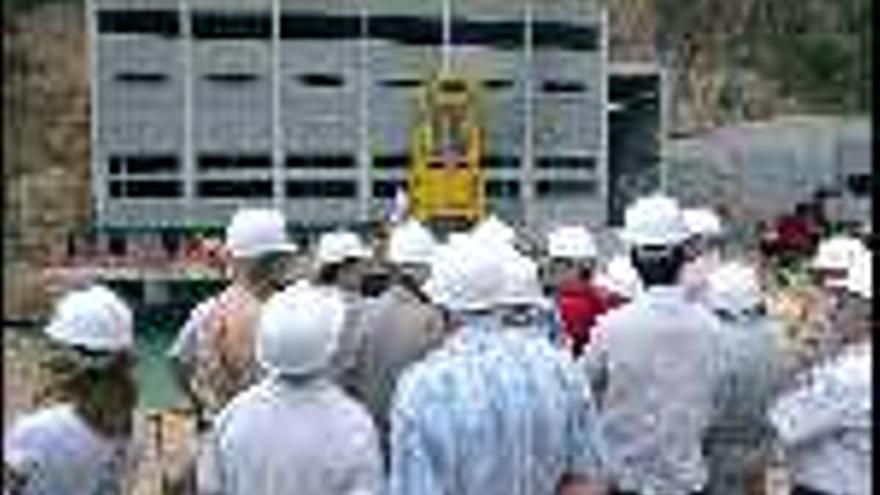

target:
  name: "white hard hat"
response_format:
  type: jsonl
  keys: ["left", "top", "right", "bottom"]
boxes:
{"left": 316, "top": 230, "right": 370, "bottom": 265}
{"left": 388, "top": 220, "right": 437, "bottom": 265}
{"left": 497, "top": 251, "right": 545, "bottom": 307}
{"left": 423, "top": 236, "right": 507, "bottom": 312}
{"left": 812, "top": 236, "right": 866, "bottom": 272}
{"left": 705, "top": 262, "right": 763, "bottom": 316}
{"left": 44, "top": 285, "right": 134, "bottom": 352}
{"left": 547, "top": 225, "right": 598, "bottom": 260}
{"left": 225, "top": 208, "right": 297, "bottom": 258}
{"left": 620, "top": 194, "right": 691, "bottom": 247}
{"left": 471, "top": 214, "right": 515, "bottom": 247}
{"left": 256, "top": 282, "right": 345, "bottom": 376}
{"left": 683, "top": 208, "right": 723, "bottom": 237}
{"left": 594, "top": 255, "right": 642, "bottom": 299}
{"left": 843, "top": 249, "right": 872, "bottom": 300}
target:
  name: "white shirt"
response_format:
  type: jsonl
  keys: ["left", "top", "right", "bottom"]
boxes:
{"left": 4, "top": 404, "right": 136, "bottom": 495}
{"left": 581, "top": 286, "right": 726, "bottom": 495}
{"left": 199, "top": 376, "right": 382, "bottom": 495}
{"left": 769, "top": 342, "right": 872, "bottom": 495}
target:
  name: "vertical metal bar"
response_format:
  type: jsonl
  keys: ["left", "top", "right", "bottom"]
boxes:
{"left": 521, "top": 0, "right": 535, "bottom": 227}
{"left": 272, "top": 0, "right": 283, "bottom": 211}
{"left": 659, "top": 62, "right": 671, "bottom": 193}
{"left": 598, "top": 8, "right": 610, "bottom": 225}
{"left": 182, "top": 0, "right": 195, "bottom": 225}
{"left": 358, "top": 0, "right": 371, "bottom": 222}
{"left": 87, "top": 0, "right": 102, "bottom": 226}
{"left": 442, "top": 0, "right": 452, "bottom": 72}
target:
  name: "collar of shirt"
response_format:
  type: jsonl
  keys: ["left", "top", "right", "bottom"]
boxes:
{"left": 641, "top": 285, "right": 687, "bottom": 306}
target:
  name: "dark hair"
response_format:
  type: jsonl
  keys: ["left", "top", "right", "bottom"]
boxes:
{"left": 316, "top": 262, "right": 343, "bottom": 285}
{"left": 242, "top": 251, "right": 292, "bottom": 288}
{"left": 630, "top": 244, "right": 688, "bottom": 287}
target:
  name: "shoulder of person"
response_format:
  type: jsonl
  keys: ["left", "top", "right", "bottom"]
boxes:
{"left": 6, "top": 405, "right": 77, "bottom": 443}
{"left": 5, "top": 405, "right": 79, "bottom": 467}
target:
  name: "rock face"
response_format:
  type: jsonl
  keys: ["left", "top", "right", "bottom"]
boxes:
{"left": 4, "top": 3, "right": 91, "bottom": 318}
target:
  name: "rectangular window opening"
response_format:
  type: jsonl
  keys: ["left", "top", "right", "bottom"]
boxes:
{"left": 372, "top": 180, "right": 405, "bottom": 198}
{"left": 486, "top": 180, "right": 521, "bottom": 198}
{"left": 542, "top": 81, "right": 587, "bottom": 93}
{"left": 125, "top": 155, "right": 180, "bottom": 174}
{"left": 198, "top": 180, "right": 273, "bottom": 198}
{"left": 533, "top": 22, "right": 598, "bottom": 50}
{"left": 286, "top": 180, "right": 356, "bottom": 198}
{"left": 381, "top": 79, "right": 422, "bottom": 89}
{"left": 115, "top": 73, "right": 169, "bottom": 84}
{"left": 536, "top": 179, "right": 596, "bottom": 197}
{"left": 285, "top": 155, "right": 355, "bottom": 169}
{"left": 373, "top": 155, "right": 409, "bottom": 169}
{"left": 451, "top": 20, "right": 523, "bottom": 49}
{"left": 298, "top": 74, "right": 345, "bottom": 87}
{"left": 369, "top": 16, "right": 442, "bottom": 45}
{"left": 192, "top": 12, "right": 272, "bottom": 40}
{"left": 280, "top": 13, "right": 361, "bottom": 39}
{"left": 110, "top": 180, "right": 182, "bottom": 198}
{"left": 483, "top": 156, "right": 520, "bottom": 169}
{"left": 537, "top": 156, "right": 596, "bottom": 170}
{"left": 198, "top": 154, "right": 272, "bottom": 171}
{"left": 97, "top": 10, "right": 180, "bottom": 37}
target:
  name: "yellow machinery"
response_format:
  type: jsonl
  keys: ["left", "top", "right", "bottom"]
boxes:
{"left": 408, "top": 74, "right": 486, "bottom": 232}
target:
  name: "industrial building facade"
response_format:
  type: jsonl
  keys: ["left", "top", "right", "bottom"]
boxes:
{"left": 90, "top": 0, "right": 607, "bottom": 231}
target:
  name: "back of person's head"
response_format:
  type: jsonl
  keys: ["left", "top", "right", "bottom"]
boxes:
{"left": 257, "top": 282, "right": 345, "bottom": 379}
{"left": 630, "top": 245, "right": 688, "bottom": 287}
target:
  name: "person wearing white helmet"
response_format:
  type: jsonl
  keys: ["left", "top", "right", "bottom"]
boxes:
{"left": 199, "top": 282, "right": 382, "bottom": 495}
{"left": 700, "top": 262, "right": 791, "bottom": 495}
{"left": 313, "top": 229, "right": 371, "bottom": 294}
{"left": 681, "top": 206, "right": 725, "bottom": 304}
{"left": 796, "top": 235, "right": 871, "bottom": 368}
{"left": 168, "top": 208, "right": 298, "bottom": 425}
{"left": 5, "top": 286, "right": 140, "bottom": 495}
{"left": 547, "top": 225, "right": 618, "bottom": 356}
{"left": 309, "top": 229, "right": 374, "bottom": 396}
{"left": 389, "top": 235, "right": 609, "bottom": 495}
{"left": 581, "top": 193, "right": 726, "bottom": 495}
{"left": 470, "top": 213, "right": 517, "bottom": 249}
{"left": 768, "top": 249, "right": 872, "bottom": 495}
{"left": 494, "top": 246, "right": 564, "bottom": 345}
{"left": 348, "top": 219, "right": 447, "bottom": 460}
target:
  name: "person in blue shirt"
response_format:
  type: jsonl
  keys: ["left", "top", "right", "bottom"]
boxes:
{"left": 388, "top": 235, "right": 609, "bottom": 495}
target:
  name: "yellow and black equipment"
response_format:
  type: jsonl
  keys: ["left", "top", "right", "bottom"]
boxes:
{"left": 408, "top": 73, "right": 486, "bottom": 232}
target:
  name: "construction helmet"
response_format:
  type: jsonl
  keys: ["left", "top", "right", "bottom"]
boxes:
{"left": 594, "top": 255, "right": 643, "bottom": 300}
{"left": 812, "top": 236, "right": 866, "bottom": 272}
{"left": 496, "top": 251, "right": 545, "bottom": 308}
{"left": 705, "top": 262, "right": 764, "bottom": 317}
{"left": 547, "top": 225, "right": 598, "bottom": 260}
{"left": 683, "top": 207, "right": 724, "bottom": 238}
{"left": 44, "top": 285, "right": 134, "bottom": 353}
{"left": 315, "top": 230, "right": 370, "bottom": 266}
{"left": 423, "top": 235, "right": 507, "bottom": 312}
{"left": 225, "top": 208, "right": 298, "bottom": 259}
{"left": 388, "top": 219, "right": 437, "bottom": 265}
{"left": 256, "top": 281, "right": 344, "bottom": 376}
{"left": 620, "top": 193, "right": 691, "bottom": 247}
{"left": 471, "top": 214, "right": 515, "bottom": 247}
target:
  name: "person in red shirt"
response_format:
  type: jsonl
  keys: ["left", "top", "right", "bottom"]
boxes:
{"left": 774, "top": 203, "right": 820, "bottom": 264}
{"left": 546, "top": 225, "right": 616, "bottom": 357}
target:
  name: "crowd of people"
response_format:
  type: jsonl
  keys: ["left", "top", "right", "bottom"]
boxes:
{"left": 4, "top": 192, "right": 872, "bottom": 495}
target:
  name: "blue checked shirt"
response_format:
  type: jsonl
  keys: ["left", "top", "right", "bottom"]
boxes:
{"left": 388, "top": 313, "right": 608, "bottom": 495}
